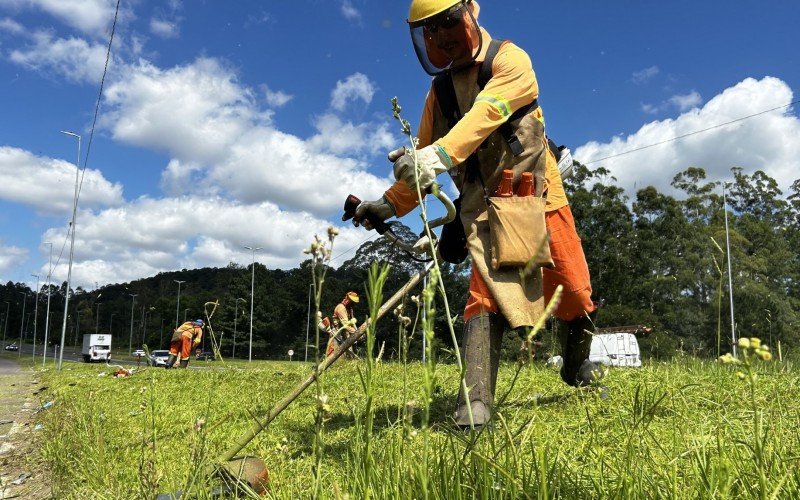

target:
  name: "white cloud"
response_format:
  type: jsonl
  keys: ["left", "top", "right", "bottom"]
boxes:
{"left": 632, "top": 65, "right": 659, "bottom": 84}
{"left": 159, "top": 159, "right": 204, "bottom": 195}
{"left": 2, "top": 0, "right": 120, "bottom": 37}
{"left": 150, "top": 18, "right": 179, "bottom": 39}
{"left": 330, "top": 73, "right": 375, "bottom": 111}
{"left": 262, "top": 85, "right": 293, "bottom": 107}
{"left": 0, "top": 241, "right": 27, "bottom": 276}
{"left": 308, "top": 113, "right": 395, "bottom": 156}
{"left": 41, "top": 196, "right": 370, "bottom": 288}
{"left": 575, "top": 77, "right": 800, "bottom": 197}
{"left": 0, "top": 146, "right": 124, "bottom": 214}
{"left": 340, "top": 0, "right": 361, "bottom": 21}
{"left": 8, "top": 30, "right": 110, "bottom": 84}
{"left": 103, "top": 58, "right": 265, "bottom": 166}
{"left": 669, "top": 91, "right": 703, "bottom": 112}
{"left": 0, "top": 17, "right": 25, "bottom": 34}
{"left": 641, "top": 90, "right": 704, "bottom": 115}
{"left": 102, "top": 58, "right": 394, "bottom": 215}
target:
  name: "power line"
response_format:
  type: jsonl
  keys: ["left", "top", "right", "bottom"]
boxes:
{"left": 583, "top": 99, "right": 799, "bottom": 165}
{"left": 52, "top": 0, "right": 121, "bottom": 280}
{"left": 328, "top": 231, "right": 380, "bottom": 265}
{"left": 77, "top": 0, "right": 121, "bottom": 202}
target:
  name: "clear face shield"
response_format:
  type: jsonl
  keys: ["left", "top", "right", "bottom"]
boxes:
{"left": 409, "top": 1, "right": 482, "bottom": 76}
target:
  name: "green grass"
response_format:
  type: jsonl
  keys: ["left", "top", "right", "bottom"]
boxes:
{"left": 33, "top": 354, "right": 800, "bottom": 498}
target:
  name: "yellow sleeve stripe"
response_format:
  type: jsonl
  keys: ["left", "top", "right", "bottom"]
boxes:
{"left": 475, "top": 94, "right": 512, "bottom": 119}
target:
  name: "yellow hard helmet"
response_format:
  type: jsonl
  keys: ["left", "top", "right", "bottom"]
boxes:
{"left": 408, "top": 0, "right": 462, "bottom": 24}
{"left": 406, "top": 0, "right": 482, "bottom": 76}
{"left": 346, "top": 291, "right": 360, "bottom": 303}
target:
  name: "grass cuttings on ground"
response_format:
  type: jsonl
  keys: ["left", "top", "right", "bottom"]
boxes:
{"left": 34, "top": 353, "right": 800, "bottom": 499}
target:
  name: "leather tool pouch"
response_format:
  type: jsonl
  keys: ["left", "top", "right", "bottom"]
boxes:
{"left": 487, "top": 195, "right": 554, "bottom": 271}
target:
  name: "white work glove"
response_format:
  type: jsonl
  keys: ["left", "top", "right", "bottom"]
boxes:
{"left": 391, "top": 144, "right": 452, "bottom": 191}
{"left": 353, "top": 196, "right": 396, "bottom": 231}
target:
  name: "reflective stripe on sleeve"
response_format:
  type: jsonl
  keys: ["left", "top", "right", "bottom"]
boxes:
{"left": 475, "top": 93, "right": 512, "bottom": 120}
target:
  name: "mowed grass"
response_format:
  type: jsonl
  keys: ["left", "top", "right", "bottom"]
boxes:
{"left": 33, "top": 354, "right": 800, "bottom": 498}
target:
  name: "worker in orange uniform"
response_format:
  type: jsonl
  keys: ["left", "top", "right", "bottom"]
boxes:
{"left": 166, "top": 319, "right": 203, "bottom": 368}
{"left": 353, "top": 0, "right": 602, "bottom": 428}
{"left": 327, "top": 291, "right": 359, "bottom": 359}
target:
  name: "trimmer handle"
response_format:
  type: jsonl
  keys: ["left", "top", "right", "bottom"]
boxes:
{"left": 342, "top": 194, "right": 389, "bottom": 234}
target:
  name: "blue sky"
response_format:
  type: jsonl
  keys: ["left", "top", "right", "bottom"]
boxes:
{"left": 1, "top": 0, "right": 798, "bottom": 289}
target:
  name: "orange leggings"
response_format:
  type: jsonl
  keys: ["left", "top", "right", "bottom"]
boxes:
{"left": 169, "top": 336, "right": 193, "bottom": 359}
{"left": 464, "top": 204, "right": 595, "bottom": 323}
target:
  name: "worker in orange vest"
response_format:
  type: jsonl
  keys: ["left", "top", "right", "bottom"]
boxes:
{"left": 353, "top": 0, "right": 602, "bottom": 428}
{"left": 326, "top": 291, "right": 359, "bottom": 358}
{"left": 167, "top": 319, "right": 203, "bottom": 368}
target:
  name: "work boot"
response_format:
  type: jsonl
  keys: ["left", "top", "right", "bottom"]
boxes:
{"left": 179, "top": 359, "right": 189, "bottom": 369}
{"left": 454, "top": 314, "right": 504, "bottom": 430}
{"left": 559, "top": 310, "right": 603, "bottom": 387}
{"left": 165, "top": 354, "right": 177, "bottom": 369}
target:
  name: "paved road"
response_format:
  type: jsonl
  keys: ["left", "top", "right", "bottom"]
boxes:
{"left": 1, "top": 341, "right": 143, "bottom": 367}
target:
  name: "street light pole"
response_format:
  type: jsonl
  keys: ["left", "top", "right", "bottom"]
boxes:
{"left": 128, "top": 293, "right": 137, "bottom": 355}
{"left": 17, "top": 292, "right": 26, "bottom": 359}
{"left": 2, "top": 301, "right": 9, "bottom": 347}
{"left": 184, "top": 308, "right": 190, "bottom": 323}
{"left": 243, "top": 245, "right": 261, "bottom": 362}
{"left": 233, "top": 297, "right": 245, "bottom": 359}
{"left": 31, "top": 274, "right": 40, "bottom": 361}
{"left": 95, "top": 297, "right": 102, "bottom": 334}
{"left": 305, "top": 284, "right": 311, "bottom": 362}
{"left": 722, "top": 183, "right": 737, "bottom": 356}
{"left": 57, "top": 130, "right": 80, "bottom": 370}
{"left": 42, "top": 242, "right": 53, "bottom": 367}
{"left": 174, "top": 280, "right": 186, "bottom": 328}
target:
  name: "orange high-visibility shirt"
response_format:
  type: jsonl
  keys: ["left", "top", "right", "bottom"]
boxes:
{"left": 385, "top": 33, "right": 568, "bottom": 216}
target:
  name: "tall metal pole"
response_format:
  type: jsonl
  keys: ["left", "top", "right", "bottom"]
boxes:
{"left": 174, "top": 280, "right": 185, "bottom": 328}
{"left": 95, "top": 301, "right": 102, "bottom": 334}
{"left": 57, "top": 131, "right": 80, "bottom": 370}
{"left": 128, "top": 293, "right": 137, "bottom": 355}
{"left": 18, "top": 292, "right": 26, "bottom": 359}
{"left": 42, "top": 243, "right": 53, "bottom": 367}
{"left": 2, "top": 301, "right": 9, "bottom": 346}
{"left": 723, "top": 183, "right": 737, "bottom": 356}
{"left": 31, "top": 274, "right": 40, "bottom": 361}
{"left": 233, "top": 297, "right": 245, "bottom": 359}
{"left": 304, "top": 284, "right": 312, "bottom": 362}
{"left": 244, "top": 245, "right": 261, "bottom": 362}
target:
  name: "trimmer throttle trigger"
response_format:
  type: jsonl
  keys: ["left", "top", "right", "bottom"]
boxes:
{"left": 341, "top": 194, "right": 389, "bottom": 234}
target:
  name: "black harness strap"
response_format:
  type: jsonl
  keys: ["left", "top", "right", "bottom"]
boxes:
{"left": 433, "top": 38, "right": 540, "bottom": 183}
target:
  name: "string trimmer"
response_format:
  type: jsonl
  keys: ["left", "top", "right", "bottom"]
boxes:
{"left": 158, "top": 185, "right": 455, "bottom": 497}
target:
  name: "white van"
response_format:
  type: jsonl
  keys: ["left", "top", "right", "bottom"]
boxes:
{"left": 589, "top": 332, "right": 641, "bottom": 367}
{"left": 82, "top": 334, "right": 112, "bottom": 363}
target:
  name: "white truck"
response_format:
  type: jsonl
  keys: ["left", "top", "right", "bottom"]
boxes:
{"left": 589, "top": 332, "right": 642, "bottom": 367}
{"left": 82, "top": 334, "right": 112, "bottom": 363}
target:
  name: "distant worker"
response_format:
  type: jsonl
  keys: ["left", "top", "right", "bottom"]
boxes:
{"left": 326, "top": 291, "right": 360, "bottom": 358}
{"left": 166, "top": 319, "right": 203, "bottom": 368}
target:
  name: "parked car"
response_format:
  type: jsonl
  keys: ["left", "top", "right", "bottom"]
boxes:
{"left": 132, "top": 349, "right": 146, "bottom": 358}
{"left": 150, "top": 349, "right": 171, "bottom": 367}
{"left": 196, "top": 351, "right": 215, "bottom": 361}
{"left": 4, "top": 343, "right": 19, "bottom": 351}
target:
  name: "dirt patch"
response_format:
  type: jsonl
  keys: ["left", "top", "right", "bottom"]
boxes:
{"left": 0, "top": 358, "right": 51, "bottom": 499}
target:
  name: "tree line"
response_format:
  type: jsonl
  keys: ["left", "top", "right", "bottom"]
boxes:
{"left": 1, "top": 164, "right": 798, "bottom": 360}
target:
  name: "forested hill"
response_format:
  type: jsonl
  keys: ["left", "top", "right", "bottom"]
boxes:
{"left": 2, "top": 164, "right": 798, "bottom": 360}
